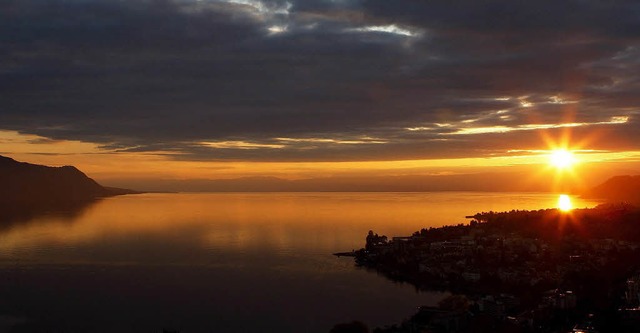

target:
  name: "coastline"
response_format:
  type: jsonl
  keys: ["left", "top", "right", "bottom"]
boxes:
{"left": 337, "top": 204, "right": 640, "bottom": 332}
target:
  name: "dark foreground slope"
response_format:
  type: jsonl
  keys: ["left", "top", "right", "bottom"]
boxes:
{"left": 0, "top": 155, "right": 136, "bottom": 205}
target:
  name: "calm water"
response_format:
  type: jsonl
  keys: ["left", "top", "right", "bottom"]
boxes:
{"left": 0, "top": 192, "right": 600, "bottom": 332}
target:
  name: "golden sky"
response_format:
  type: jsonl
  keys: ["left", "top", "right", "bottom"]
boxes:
{"left": 3, "top": 129, "right": 639, "bottom": 192}
{"left": 3, "top": 1, "right": 640, "bottom": 191}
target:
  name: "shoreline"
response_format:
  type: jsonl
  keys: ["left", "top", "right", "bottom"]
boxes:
{"left": 338, "top": 204, "right": 640, "bottom": 332}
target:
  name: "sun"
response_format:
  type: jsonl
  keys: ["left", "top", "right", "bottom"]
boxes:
{"left": 549, "top": 149, "right": 576, "bottom": 169}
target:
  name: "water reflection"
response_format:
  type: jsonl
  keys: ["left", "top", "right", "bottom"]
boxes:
{"left": 0, "top": 192, "right": 601, "bottom": 332}
{"left": 0, "top": 199, "right": 97, "bottom": 231}
{"left": 558, "top": 194, "right": 573, "bottom": 211}
{"left": 0, "top": 192, "right": 601, "bottom": 264}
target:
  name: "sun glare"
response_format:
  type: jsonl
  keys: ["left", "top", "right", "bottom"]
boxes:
{"left": 558, "top": 194, "right": 573, "bottom": 212}
{"left": 549, "top": 149, "right": 576, "bottom": 169}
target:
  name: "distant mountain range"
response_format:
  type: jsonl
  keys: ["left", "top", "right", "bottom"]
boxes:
{"left": 2, "top": 154, "right": 637, "bottom": 203}
{"left": 105, "top": 172, "right": 588, "bottom": 193}
{"left": 584, "top": 175, "right": 640, "bottom": 204}
{"left": 0, "top": 155, "right": 137, "bottom": 205}
{"left": 105, "top": 172, "right": 640, "bottom": 198}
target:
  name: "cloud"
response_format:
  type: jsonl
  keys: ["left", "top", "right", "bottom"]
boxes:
{"left": 1, "top": 0, "right": 640, "bottom": 161}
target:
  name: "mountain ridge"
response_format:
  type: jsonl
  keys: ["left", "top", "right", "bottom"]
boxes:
{"left": 105, "top": 172, "right": 576, "bottom": 193}
{"left": 0, "top": 155, "right": 137, "bottom": 204}
{"left": 584, "top": 175, "right": 640, "bottom": 204}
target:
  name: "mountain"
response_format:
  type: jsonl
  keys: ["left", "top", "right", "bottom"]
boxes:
{"left": 0, "top": 155, "right": 137, "bottom": 205}
{"left": 583, "top": 175, "right": 640, "bottom": 204}
{"left": 105, "top": 172, "right": 571, "bottom": 193}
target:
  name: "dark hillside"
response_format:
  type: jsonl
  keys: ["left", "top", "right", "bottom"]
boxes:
{"left": 584, "top": 175, "right": 640, "bottom": 204}
{"left": 0, "top": 155, "right": 135, "bottom": 205}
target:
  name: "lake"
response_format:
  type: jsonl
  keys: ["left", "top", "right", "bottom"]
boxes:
{"left": 0, "top": 192, "right": 600, "bottom": 332}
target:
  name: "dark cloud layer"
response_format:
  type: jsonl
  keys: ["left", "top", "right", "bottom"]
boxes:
{"left": 1, "top": 0, "right": 639, "bottom": 161}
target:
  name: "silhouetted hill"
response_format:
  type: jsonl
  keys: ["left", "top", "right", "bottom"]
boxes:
{"left": 0, "top": 155, "right": 137, "bottom": 205}
{"left": 584, "top": 175, "right": 640, "bottom": 204}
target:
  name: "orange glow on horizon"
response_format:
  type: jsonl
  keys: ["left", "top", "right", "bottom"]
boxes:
{"left": 2, "top": 130, "right": 640, "bottom": 186}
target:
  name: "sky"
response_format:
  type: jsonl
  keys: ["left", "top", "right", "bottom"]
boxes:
{"left": 1, "top": 0, "right": 640, "bottom": 190}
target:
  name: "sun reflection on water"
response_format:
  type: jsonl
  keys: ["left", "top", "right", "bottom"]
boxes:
{"left": 558, "top": 194, "right": 573, "bottom": 212}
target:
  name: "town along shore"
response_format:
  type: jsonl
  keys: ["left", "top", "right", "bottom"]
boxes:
{"left": 339, "top": 203, "right": 640, "bottom": 332}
